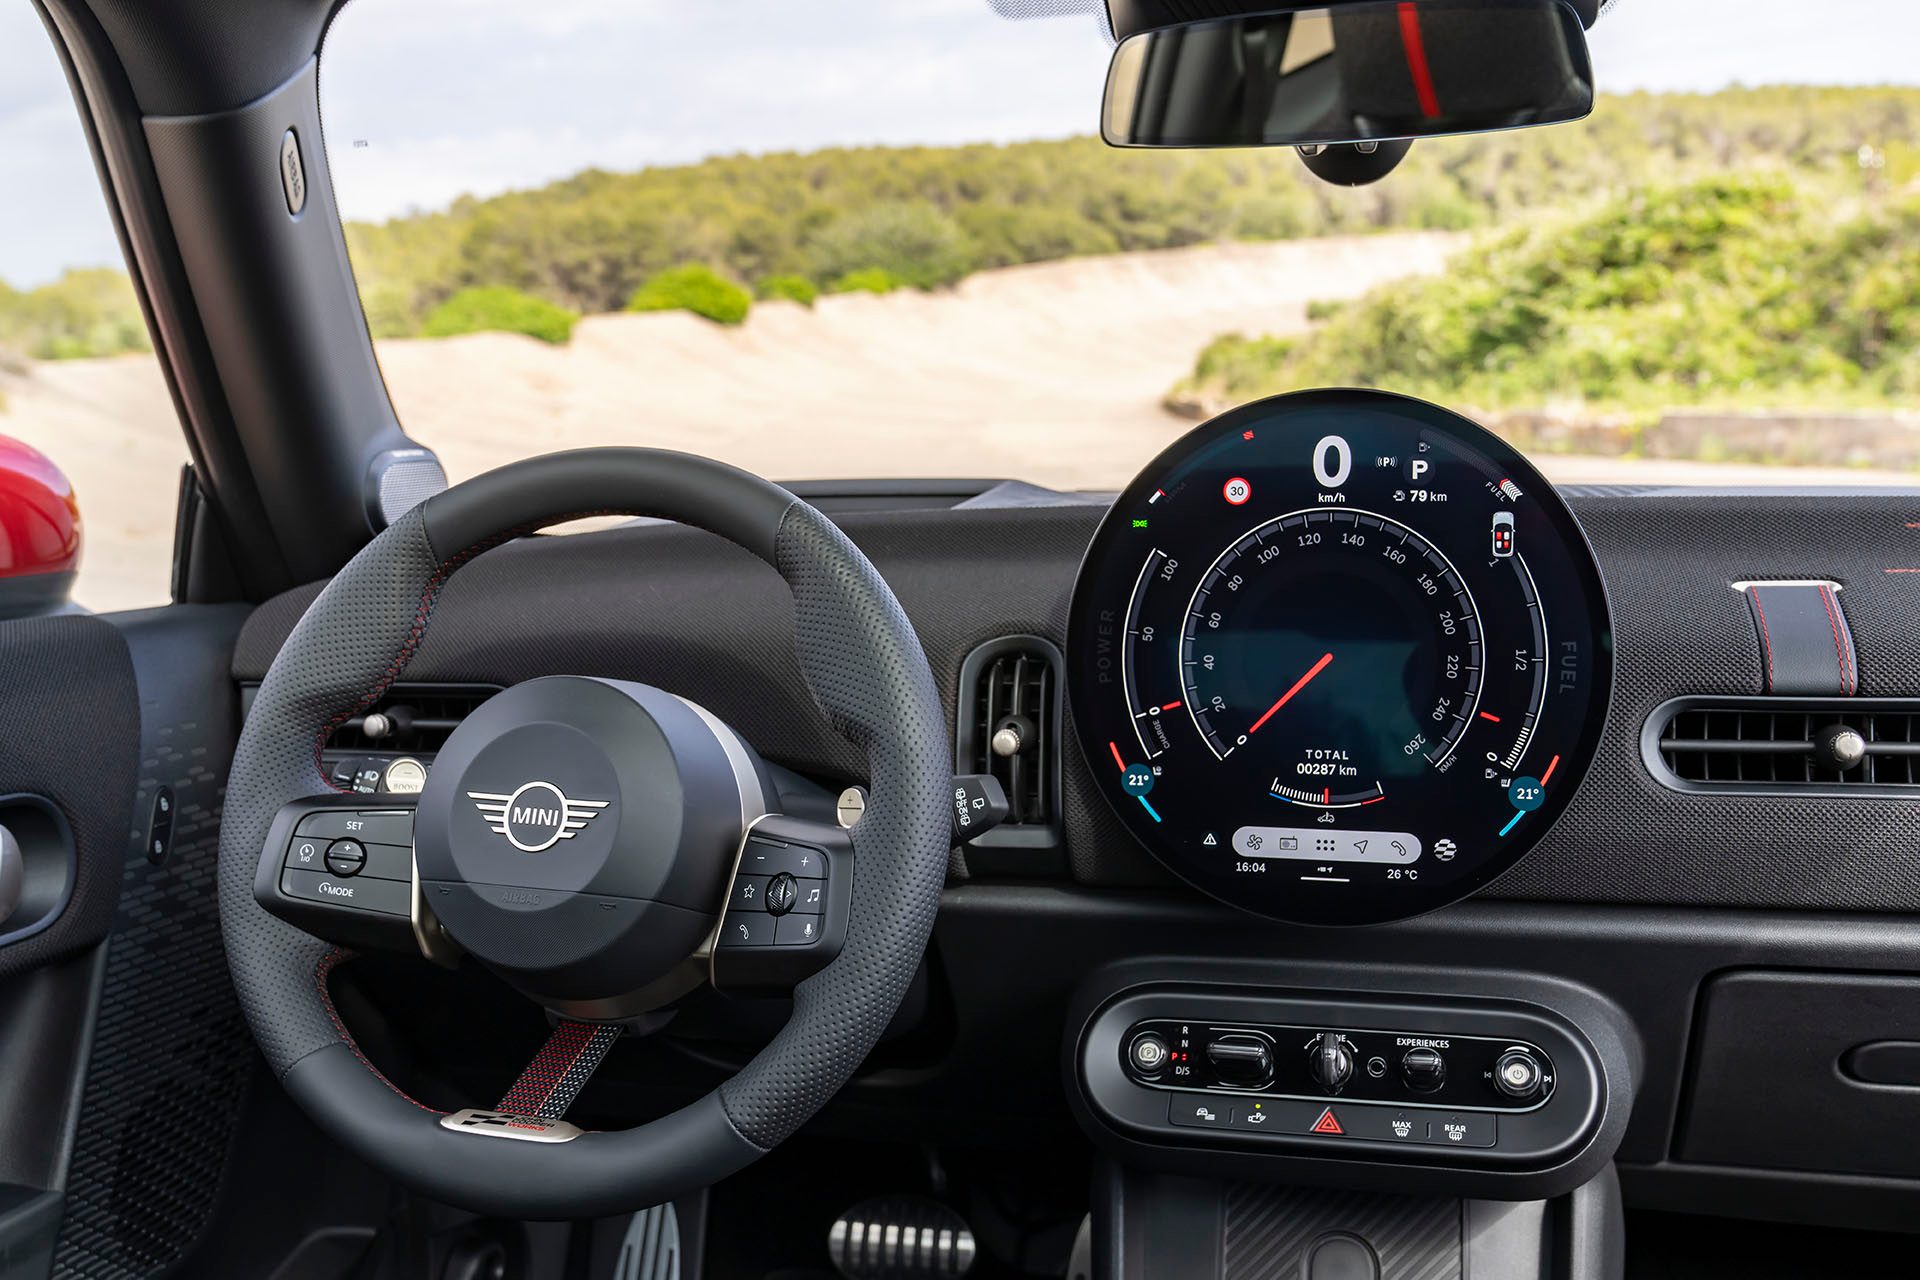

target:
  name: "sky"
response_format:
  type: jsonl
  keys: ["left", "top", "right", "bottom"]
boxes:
{"left": 4, "top": 0, "right": 1919, "bottom": 285}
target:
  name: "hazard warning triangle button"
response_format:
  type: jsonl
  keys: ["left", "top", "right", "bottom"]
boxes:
{"left": 1309, "top": 1107, "right": 1345, "bottom": 1136}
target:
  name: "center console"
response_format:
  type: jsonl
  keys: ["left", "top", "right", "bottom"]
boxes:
{"left": 1066, "top": 959, "right": 1637, "bottom": 1278}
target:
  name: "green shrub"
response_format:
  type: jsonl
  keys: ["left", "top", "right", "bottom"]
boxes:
{"left": 626, "top": 264, "right": 751, "bottom": 324}
{"left": 420, "top": 286, "right": 578, "bottom": 344}
{"left": 829, "top": 268, "right": 905, "bottom": 295}
{"left": 755, "top": 273, "right": 819, "bottom": 306}
{"left": 806, "top": 200, "right": 975, "bottom": 290}
{"left": 1171, "top": 175, "right": 1920, "bottom": 413}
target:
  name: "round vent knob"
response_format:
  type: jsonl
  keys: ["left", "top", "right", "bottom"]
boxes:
{"left": 1816, "top": 724, "right": 1867, "bottom": 770}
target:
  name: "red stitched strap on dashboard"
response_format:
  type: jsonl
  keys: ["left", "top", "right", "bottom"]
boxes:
{"left": 498, "top": 1020, "right": 622, "bottom": 1120}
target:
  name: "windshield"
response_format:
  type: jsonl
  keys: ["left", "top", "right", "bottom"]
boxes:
{"left": 311, "top": 0, "right": 1920, "bottom": 495}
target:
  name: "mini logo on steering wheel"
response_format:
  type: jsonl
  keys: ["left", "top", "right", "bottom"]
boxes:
{"left": 468, "top": 781, "right": 610, "bottom": 853}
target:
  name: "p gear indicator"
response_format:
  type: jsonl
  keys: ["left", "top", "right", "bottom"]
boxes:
{"left": 1067, "top": 390, "right": 1613, "bottom": 926}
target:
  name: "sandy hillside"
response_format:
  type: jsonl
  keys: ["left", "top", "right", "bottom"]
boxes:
{"left": 4, "top": 229, "right": 1915, "bottom": 613}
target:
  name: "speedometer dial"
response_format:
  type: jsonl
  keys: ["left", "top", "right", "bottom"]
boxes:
{"left": 1068, "top": 390, "right": 1611, "bottom": 925}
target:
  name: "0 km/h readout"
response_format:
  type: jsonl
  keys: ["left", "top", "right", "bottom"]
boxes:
{"left": 1072, "top": 390, "right": 1611, "bottom": 926}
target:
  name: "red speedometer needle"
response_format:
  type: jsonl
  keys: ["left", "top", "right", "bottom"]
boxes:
{"left": 1249, "top": 652, "right": 1334, "bottom": 734}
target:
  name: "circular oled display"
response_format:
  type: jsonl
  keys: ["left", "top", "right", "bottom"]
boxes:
{"left": 1067, "top": 389, "right": 1612, "bottom": 924}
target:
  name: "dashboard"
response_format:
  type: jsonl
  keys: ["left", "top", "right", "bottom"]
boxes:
{"left": 1067, "top": 390, "right": 1612, "bottom": 924}
{"left": 228, "top": 430, "right": 1920, "bottom": 1231}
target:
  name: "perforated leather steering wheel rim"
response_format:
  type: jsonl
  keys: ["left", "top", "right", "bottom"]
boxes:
{"left": 217, "top": 448, "right": 951, "bottom": 1218}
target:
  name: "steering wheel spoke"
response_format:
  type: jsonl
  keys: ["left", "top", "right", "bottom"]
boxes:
{"left": 254, "top": 794, "right": 438, "bottom": 957}
{"left": 711, "top": 814, "right": 855, "bottom": 993}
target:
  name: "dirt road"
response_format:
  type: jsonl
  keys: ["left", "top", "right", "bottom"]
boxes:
{"left": 4, "top": 230, "right": 1915, "bottom": 612}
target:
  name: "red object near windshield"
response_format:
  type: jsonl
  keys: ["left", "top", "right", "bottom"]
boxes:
{"left": 0, "top": 435, "right": 81, "bottom": 609}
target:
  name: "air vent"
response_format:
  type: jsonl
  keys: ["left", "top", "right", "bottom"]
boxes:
{"left": 956, "top": 636, "right": 1064, "bottom": 856}
{"left": 1647, "top": 696, "right": 1920, "bottom": 794}
{"left": 325, "top": 683, "right": 500, "bottom": 754}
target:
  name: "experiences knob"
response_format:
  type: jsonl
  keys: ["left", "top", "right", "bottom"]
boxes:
{"left": 1401, "top": 1047, "right": 1447, "bottom": 1093}
{"left": 1306, "top": 1032, "right": 1354, "bottom": 1091}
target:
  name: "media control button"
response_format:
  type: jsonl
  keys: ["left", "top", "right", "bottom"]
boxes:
{"left": 1494, "top": 1049, "right": 1544, "bottom": 1099}
{"left": 764, "top": 872, "right": 799, "bottom": 916}
{"left": 789, "top": 878, "right": 826, "bottom": 914}
{"left": 738, "top": 838, "right": 828, "bottom": 880}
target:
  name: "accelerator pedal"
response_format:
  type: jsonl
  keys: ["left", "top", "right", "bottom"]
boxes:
{"left": 828, "top": 1196, "right": 975, "bottom": 1278}
{"left": 611, "top": 1203, "right": 682, "bottom": 1280}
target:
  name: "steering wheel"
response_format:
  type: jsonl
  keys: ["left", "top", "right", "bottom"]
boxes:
{"left": 218, "top": 449, "right": 952, "bottom": 1218}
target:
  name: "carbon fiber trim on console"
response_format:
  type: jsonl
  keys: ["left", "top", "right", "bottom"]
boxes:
{"left": 1224, "top": 1184, "right": 1459, "bottom": 1280}
{"left": 234, "top": 489, "right": 1920, "bottom": 912}
{"left": 55, "top": 607, "right": 252, "bottom": 1280}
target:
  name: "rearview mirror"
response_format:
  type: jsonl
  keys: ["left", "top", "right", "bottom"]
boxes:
{"left": 1102, "top": 0, "right": 1594, "bottom": 149}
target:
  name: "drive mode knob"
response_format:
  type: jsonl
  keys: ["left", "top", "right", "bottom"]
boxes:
{"left": 1129, "top": 1032, "right": 1170, "bottom": 1076}
{"left": 1401, "top": 1047, "right": 1447, "bottom": 1093}
{"left": 1306, "top": 1033, "right": 1354, "bottom": 1091}
{"left": 1206, "top": 1034, "right": 1274, "bottom": 1088}
{"left": 1494, "top": 1048, "right": 1544, "bottom": 1099}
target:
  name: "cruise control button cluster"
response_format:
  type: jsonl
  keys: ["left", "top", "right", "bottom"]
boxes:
{"left": 281, "top": 810, "right": 415, "bottom": 916}
{"left": 719, "top": 836, "right": 828, "bottom": 949}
